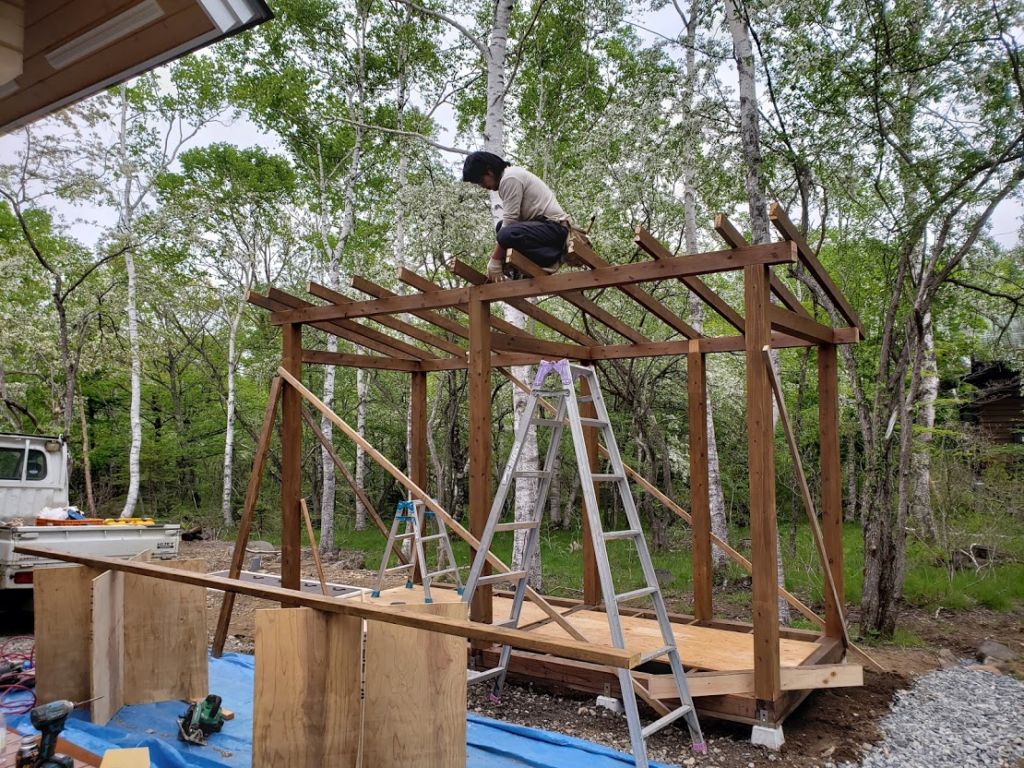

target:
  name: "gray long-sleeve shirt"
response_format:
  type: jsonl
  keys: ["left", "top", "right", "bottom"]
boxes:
{"left": 498, "top": 166, "right": 569, "bottom": 228}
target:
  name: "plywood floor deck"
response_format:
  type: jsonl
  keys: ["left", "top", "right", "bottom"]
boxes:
{"left": 354, "top": 585, "right": 821, "bottom": 672}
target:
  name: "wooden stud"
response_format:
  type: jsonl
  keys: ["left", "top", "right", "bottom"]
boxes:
{"left": 688, "top": 351, "right": 713, "bottom": 622}
{"left": 817, "top": 344, "right": 846, "bottom": 640}
{"left": 579, "top": 374, "right": 600, "bottom": 606}
{"left": 468, "top": 298, "right": 493, "bottom": 624}
{"left": 270, "top": 242, "right": 797, "bottom": 325}
{"left": 17, "top": 547, "right": 637, "bottom": 668}
{"left": 301, "top": 499, "right": 329, "bottom": 596}
{"left": 351, "top": 275, "right": 472, "bottom": 341}
{"left": 34, "top": 565, "right": 101, "bottom": 703}
{"left": 90, "top": 570, "right": 124, "bottom": 725}
{"left": 410, "top": 370, "right": 429, "bottom": 585}
{"left": 213, "top": 375, "right": 282, "bottom": 657}
{"left": 743, "top": 264, "right": 782, "bottom": 702}
{"left": 281, "top": 323, "right": 302, "bottom": 593}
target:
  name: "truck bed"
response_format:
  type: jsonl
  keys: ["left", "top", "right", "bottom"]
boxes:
{"left": 0, "top": 523, "right": 181, "bottom": 589}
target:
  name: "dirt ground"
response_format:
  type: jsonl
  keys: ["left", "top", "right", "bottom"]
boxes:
{"left": 4, "top": 539, "right": 1021, "bottom": 768}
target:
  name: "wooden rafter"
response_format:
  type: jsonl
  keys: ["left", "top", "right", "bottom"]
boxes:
{"left": 507, "top": 251, "right": 650, "bottom": 344}
{"left": 247, "top": 290, "right": 419, "bottom": 361}
{"left": 351, "top": 275, "right": 472, "bottom": 341}
{"left": 714, "top": 215, "right": 812, "bottom": 320}
{"left": 302, "top": 350, "right": 420, "bottom": 372}
{"left": 307, "top": 281, "right": 467, "bottom": 356}
{"left": 269, "top": 241, "right": 797, "bottom": 325}
{"left": 769, "top": 203, "right": 864, "bottom": 335}
{"left": 567, "top": 236, "right": 700, "bottom": 339}
{"left": 634, "top": 228, "right": 745, "bottom": 332}
{"left": 449, "top": 258, "right": 600, "bottom": 347}
{"left": 267, "top": 287, "right": 436, "bottom": 361}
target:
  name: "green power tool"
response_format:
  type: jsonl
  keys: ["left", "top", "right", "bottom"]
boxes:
{"left": 177, "top": 694, "right": 224, "bottom": 746}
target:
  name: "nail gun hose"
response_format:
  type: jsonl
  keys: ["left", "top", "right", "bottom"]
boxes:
{"left": 0, "top": 636, "right": 36, "bottom": 715}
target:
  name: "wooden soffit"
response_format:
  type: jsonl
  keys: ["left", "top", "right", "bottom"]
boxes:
{"left": 0, "top": 0, "right": 272, "bottom": 134}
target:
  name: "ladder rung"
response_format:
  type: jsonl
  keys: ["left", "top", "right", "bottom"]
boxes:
{"left": 577, "top": 395, "right": 594, "bottom": 403}
{"left": 637, "top": 645, "right": 675, "bottom": 665}
{"left": 592, "top": 473, "right": 625, "bottom": 482}
{"left": 385, "top": 564, "right": 414, "bottom": 573}
{"left": 477, "top": 570, "right": 527, "bottom": 586}
{"left": 641, "top": 704, "right": 693, "bottom": 739}
{"left": 421, "top": 533, "right": 447, "bottom": 542}
{"left": 603, "top": 528, "right": 641, "bottom": 541}
{"left": 615, "top": 586, "right": 657, "bottom": 603}
{"left": 394, "top": 532, "right": 416, "bottom": 540}
{"left": 579, "top": 417, "right": 609, "bottom": 428}
{"left": 530, "top": 418, "right": 563, "bottom": 427}
{"left": 467, "top": 668, "right": 504, "bottom": 685}
{"left": 495, "top": 520, "right": 541, "bottom": 532}
{"left": 532, "top": 389, "right": 567, "bottom": 397}
{"left": 426, "top": 567, "right": 459, "bottom": 578}
{"left": 396, "top": 515, "right": 416, "bottom": 522}
{"left": 514, "top": 470, "right": 551, "bottom": 478}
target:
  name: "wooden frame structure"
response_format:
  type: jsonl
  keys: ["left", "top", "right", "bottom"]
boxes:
{"left": 242, "top": 204, "right": 863, "bottom": 728}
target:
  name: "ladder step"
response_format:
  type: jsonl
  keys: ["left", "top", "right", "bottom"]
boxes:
{"left": 395, "top": 532, "right": 416, "bottom": 540}
{"left": 477, "top": 570, "right": 527, "bottom": 586}
{"left": 637, "top": 645, "right": 676, "bottom": 665}
{"left": 592, "top": 473, "right": 625, "bottom": 482}
{"left": 467, "top": 668, "right": 504, "bottom": 685}
{"left": 385, "top": 564, "right": 414, "bottom": 574}
{"left": 615, "top": 586, "right": 658, "bottom": 603}
{"left": 426, "top": 567, "right": 459, "bottom": 578}
{"left": 579, "top": 417, "right": 609, "bottom": 428}
{"left": 532, "top": 389, "right": 567, "bottom": 397}
{"left": 603, "top": 528, "right": 641, "bottom": 541}
{"left": 421, "top": 533, "right": 447, "bottom": 542}
{"left": 530, "top": 418, "right": 563, "bottom": 427}
{"left": 641, "top": 704, "right": 693, "bottom": 739}
{"left": 514, "top": 470, "right": 552, "bottom": 478}
{"left": 495, "top": 520, "right": 541, "bottom": 532}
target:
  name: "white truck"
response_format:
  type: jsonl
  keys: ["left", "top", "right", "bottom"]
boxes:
{"left": 0, "top": 432, "right": 181, "bottom": 591}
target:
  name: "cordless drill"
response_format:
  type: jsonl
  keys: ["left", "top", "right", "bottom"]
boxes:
{"left": 28, "top": 699, "right": 75, "bottom": 768}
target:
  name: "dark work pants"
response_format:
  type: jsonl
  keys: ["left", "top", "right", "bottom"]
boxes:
{"left": 495, "top": 220, "right": 567, "bottom": 268}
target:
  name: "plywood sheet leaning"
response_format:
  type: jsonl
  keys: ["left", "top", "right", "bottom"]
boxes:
{"left": 34, "top": 565, "right": 102, "bottom": 703}
{"left": 122, "top": 559, "right": 207, "bottom": 704}
{"left": 91, "top": 570, "right": 125, "bottom": 725}
{"left": 362, "top": 601, "right": 468, "bottom": 768}
{"left": 253, "top": 607, "right": 362, "bottom": 768}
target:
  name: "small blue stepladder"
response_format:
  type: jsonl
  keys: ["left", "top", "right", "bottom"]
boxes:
{"left": 370, "top": 498, "right": 463, "bottom": 603}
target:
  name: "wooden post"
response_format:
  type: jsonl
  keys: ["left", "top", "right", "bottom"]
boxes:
{"left": 410, "top": 370, "right": 429, "bottom": 585}
{"left": 688, "top": 352, "right": 713, "bottom": 622}
{"left": 468, "top": 299, "right": 492, "bottom": 623}
{"left": 281, "top": 323, "right": 302, "bottom": 593}
{"left": 743, "top": 265, "right": 781, "bottom": 706}
{"left": 579, "top": 374, "right": 600, "bottom": 605}
{"left": 818, "top": 344, "right": 845, "bottom": 640}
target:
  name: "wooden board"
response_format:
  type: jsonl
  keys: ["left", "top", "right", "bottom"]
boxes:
{"left": 362, "top": 601, "right": 468, "bottom": 768}
{"left": 122, "top": 559, "right": 207, "bottom": 704}
{"left": 91, "top": 570, "right": 124, "bottom": 725}
{"left": 34, "top": 565, "right": 101, "bottom": 703}
{"left": 253, "top": 608, "right": 362, "bottom": 768}
{"left": 646, "top": 663, "right": 863, "bottom": 699}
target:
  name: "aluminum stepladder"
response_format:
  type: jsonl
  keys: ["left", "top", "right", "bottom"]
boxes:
{"left": 461, "top": 359, "right": 706, "bottom": 765}
{"left": 371, "top": 499, "right": 463, "bottom": 603}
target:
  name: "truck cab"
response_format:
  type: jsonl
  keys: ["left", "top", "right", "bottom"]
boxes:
{"left": 0, "top": 433, "right": 180, "bottom": 590}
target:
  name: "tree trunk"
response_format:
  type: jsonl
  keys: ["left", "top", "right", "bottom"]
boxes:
{"left": 354, "top": 367, "right": 368, "bottom": 531}
{"left": 320, "top": 340, "right": 339, "bottom": 553}
{"left": 78, "top": 396, "right": 96, "bottom": 516}
{"left": 219, "top": 303, "right": 243, "bottom": 527}
{"left": 911, "top": 309, "right": 938, "bottom": 542}
{"left": 120, "top": 248, "right": 143, "bottom": 519}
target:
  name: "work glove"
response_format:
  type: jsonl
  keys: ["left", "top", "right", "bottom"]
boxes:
{"left": 487, "top": 257, "right": 506, "bottom": 282}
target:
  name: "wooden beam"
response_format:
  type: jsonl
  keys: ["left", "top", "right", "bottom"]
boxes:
{"left": 300, "top": 499, "right": 329, "bottom": 596}
{"left": 212, "top": 376, "right": 282, "bottom": 657}
{"left": 768, "top": 305, "right": 844, "bottom": 344}
{"left": 646, "top": 664, "right": 863, "bottom": 699}
{"left": 300, "top": 408, "right": 403, "bottom": 562}
{"left": 567, "top": 237, "right": 700, "bottom": 338}
{"left": 634, "top": 227, "right": 745, "bottom": 332}
{"left": 281, "top": 325, "right": 303, "bottom": 593}
{"left": 270, "top": 242, "right": 797, "bottom": 324}
{"left": 817, "top": 344, "right": 845, "bottom": 641}
{"left": 744, "top": 265, "right": 781, "bottom": 702}
{"left": 15, "top": 547, "right": 639, "bottom": 669}
{"left": 449, "top": 258, "right": 600, "bottom": 347}
{"left": 579, "top": 375, "right": 600, "bottom": 605}
{"left": 714, "top": 215, "right": 812, "bottom": 319}
{"left": 268, "top": 287, "right": 436, "bottom": 360}
{"left": 687, "top": 328, "right": 859, "bottom": 354}
{"left": 468, "top": 298, "right": 493, "bottom": 624}
{"left": 489, "top": 331, "right": 592, "bottom": 360}
{"left": 770, "top": 203, "right": 864, "bottom": 335}
{"left": 688, "top": 352, "right": 713, "bottom": 622}
{"left": 302, "top": 350, "right": 421, "bottom": 372}
{"left": 410, "top": 370, "right": 428, "bottom": 585}
{"left": 351, "top": 275, "right": 472, "bottom": 340}
{"left": 308, "top": 280, "right": 467, "bottom": 356}
{"left": 507, "top": 251, "right": 650, "bottom": 344}
{"left": 247, "top": 290, "right": 418, "bottom": 361}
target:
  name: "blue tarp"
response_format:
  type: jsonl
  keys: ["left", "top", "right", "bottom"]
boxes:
{"left": 8, "top": 654, "right": 678, "bottom": 768}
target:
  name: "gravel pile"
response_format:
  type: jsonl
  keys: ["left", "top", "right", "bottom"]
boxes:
{"left": 843, "top": 667, "right": 1024, "bottom": 768}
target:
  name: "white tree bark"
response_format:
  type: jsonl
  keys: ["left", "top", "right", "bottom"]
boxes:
{"left": 911, "top": 309, "right": 938, "bottom": 541}
{"left": 120, "top": 250, "right": 142, "bottom": 519}
{"left": 219, "top": 299, "right": 245, "bottom": 526}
